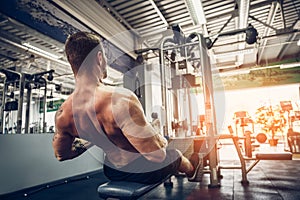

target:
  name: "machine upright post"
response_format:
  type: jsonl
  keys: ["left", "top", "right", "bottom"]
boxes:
{"left": 42, "top": 80, "right": 47, "bottom": 133}
{"left": 197, "top": 33, "right": 220, "bottom": 187}
{"left": 159, "top": 50, "right": 167, "bottom": 135}
{"left": 25, "top": 85, "right": 32, "bottom": 134}
{"left": 159, "top": 37, "right": 173, "bottom": 137}
{"left": 16, "top": 74, "right": 25, "bottom": 133}
{"left": 0, "top": 75, "right": 7, "bottom": 134}
{"left": 187, "top": 87, "right": 193, "bottom": 136}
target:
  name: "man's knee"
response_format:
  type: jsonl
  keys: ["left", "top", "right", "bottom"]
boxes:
{"left": 165, "top": 149, "right": 182, "bottom": 166}
{"left": 166, "top": 149, "right": 181, "bottom": 158}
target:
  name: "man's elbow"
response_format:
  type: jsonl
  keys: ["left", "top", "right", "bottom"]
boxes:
{"left": 55, "top": 154, "right": 66, "bottom": 161}
{"left": 145, "top": 149, "right": 167, "bottom": 163}
{"left": 54, "top": 153, "right": 72, "bottom": 162}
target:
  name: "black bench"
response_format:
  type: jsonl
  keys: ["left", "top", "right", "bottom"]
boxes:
{"left": 98, "top": 176, "right": 172, "bottom": 200}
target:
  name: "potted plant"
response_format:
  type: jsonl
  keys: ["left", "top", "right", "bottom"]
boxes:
{"left": 255, "top": 105, "right": 283, "bottom": 146}
{"left": 268, "top": 125, "right": 279, "bottom": 146}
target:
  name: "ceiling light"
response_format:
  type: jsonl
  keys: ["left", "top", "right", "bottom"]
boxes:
{"left": 22, "top": 42, "right": 62, "bottom": 60}
{"left": 213, "top": 65, "right": 238, "bottom": 70}
{"left": 280, "top": 62, "right": 300, "bottom": 69}
{"left": 250, "top": 65, "right": 279, "bottom": 71}
{"left": 297, "top": 39, "right": 300, "bottom": 46}
{"left": 219, "top": 69, "right": 250, "bottom": 77}
{"left": 185, "top": 0, "right": 207, "bottom": 25}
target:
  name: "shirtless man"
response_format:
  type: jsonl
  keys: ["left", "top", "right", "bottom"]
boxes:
{"left": 52, "top": 32, "right": 202, "bottom": 183}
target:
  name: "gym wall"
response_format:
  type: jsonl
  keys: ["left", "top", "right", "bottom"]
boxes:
{"left": 0, "top": 134, "right": 104, "bottom": 195}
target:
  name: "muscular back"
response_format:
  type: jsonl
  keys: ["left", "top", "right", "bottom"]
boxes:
{"left": 54, "top": 84, "right": 167, "bottom": 167}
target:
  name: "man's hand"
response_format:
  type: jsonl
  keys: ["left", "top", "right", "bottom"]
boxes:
{"left": 72, "top": 138, "right": 93, "bottom": 153}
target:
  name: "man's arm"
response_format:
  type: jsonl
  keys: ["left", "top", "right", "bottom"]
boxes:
{"left": 52, "top": 132, "right": 91, "bottom": 161}
{"left": 114, "top": 94, "right": 168, "bottom": 162}
{"left": 52, "top": 109, "right": 92, "bottom": 161}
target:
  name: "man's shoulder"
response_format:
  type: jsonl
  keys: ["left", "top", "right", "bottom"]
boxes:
{"left": 55, "top": 100, "right": 73, "bottom": 129}
{"left": 110, "top": 87, "right": 137, "bottom": 103}
{"left": 112, "top": 86, "right": 134, "bottom": 97}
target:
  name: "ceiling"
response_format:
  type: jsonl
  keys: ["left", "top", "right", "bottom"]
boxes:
{"left": 98, "top": 0, "right": 300, "bottom": 69}
{"left": 0, "top": 0, "right": 299, "bottom": 99}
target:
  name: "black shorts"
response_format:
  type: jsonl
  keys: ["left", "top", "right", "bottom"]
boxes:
{"left": 103, "top": 149, "right": 182, "bottom": 184}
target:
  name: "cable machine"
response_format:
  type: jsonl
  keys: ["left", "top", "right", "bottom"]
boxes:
{"left": 0, "top": 69, "right": 24, "bottom": 134}
{"left": 159, "top": 25, "right": 220, "bottom": 187}
{"left": 0, "top": 68, "right": 54, "bottom": 134}
{"left": 126, "top": 22, "right": 259, "bottom": 187}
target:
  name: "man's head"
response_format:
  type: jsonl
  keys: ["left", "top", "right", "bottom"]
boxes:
{"left": 65, "top": 32, "right": 107, "bottom": 79}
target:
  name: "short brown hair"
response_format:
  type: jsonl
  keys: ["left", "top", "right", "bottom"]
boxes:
{"left": 65, "top": 32, "right": 102, "bottom": 74}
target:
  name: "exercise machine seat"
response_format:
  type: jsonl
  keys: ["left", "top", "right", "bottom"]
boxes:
{"left": 98, "top": 180, "right": 165, "bottom": 200}
{"left": 256, "top": 152, "right": 292, "bottom": 160}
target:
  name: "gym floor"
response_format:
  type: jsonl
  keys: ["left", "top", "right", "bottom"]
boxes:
{"left": 2, "top": 145, "right": 300, "bottom": 200}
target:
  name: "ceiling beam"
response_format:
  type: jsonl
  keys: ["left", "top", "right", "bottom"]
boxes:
{"left": 53, "top": 0, "right": 137, "bottom": 58}
{"left": 0, "top": 14, "right": 65, "bottom": 50}
{"left": 0, "top": 49, "right": 18, "bottom": 62}
{"left": 257, "top": 1, "right": 279, "bottom": 64}
{"left": 277, "top": 32, "right": 298, "bottom": 60}
{"left": 206, "top": 0, "right": 277, "bottom": 22}
{"left": 0, "top": 35, "right": 70, "bottom": 67}
{"left": 148, "top": 0, "right": 169, "bottom": 27}
{"left": 98, "top": 0, "right": 140, "bottom": 37}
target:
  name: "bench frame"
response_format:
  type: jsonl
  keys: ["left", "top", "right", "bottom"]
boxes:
{"left": 219, "top": 135, "right": 292, "bottom": 184}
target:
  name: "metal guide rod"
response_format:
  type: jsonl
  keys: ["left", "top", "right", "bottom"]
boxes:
{"left": 25, "top": 86, "right": 31, "bottom": 133}
{"left": 17, "top": 74, "right": 25, "bottom": 133}
{"left": 159, "top": 36, "right": 173, "bottom": 136}
{"left": 0, "top": 76, "right": 7, "bottom": 134}
{"left": 187, "top": 87, "right": 193, "bottom": 136}
{"left": 196, "top": 33, "right": 220, "bottom": 187}
{"left": 42, "top": 80, "right": 47, "bottom": 133}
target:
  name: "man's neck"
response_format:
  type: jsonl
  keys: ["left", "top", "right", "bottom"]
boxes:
{"left": 75, "top": 73, "right": 102, "bottom": 87}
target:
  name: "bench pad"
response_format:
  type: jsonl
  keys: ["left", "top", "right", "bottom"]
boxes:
{"left": 256, "top": 152, "right": 292, "bottom": 160}
{"left": 97, "top": 180, "right": 163, "bottom": 200}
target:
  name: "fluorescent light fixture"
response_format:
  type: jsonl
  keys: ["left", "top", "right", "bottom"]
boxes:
{"left": 22, "top": 42, "right": 62, "bottom": 60}
{"left": 250, "top": 65, "right": 279, "bottom": 71}
{"left": 280, "top": 62, "right": 300, "bottom": 69}
{"left": 219, "top": 69, "right": 250, "bottom": 77}
{"left": 46, "top": 97, "right": 62, "bottom": 102}
{"left": 214, "top": 65, "right": 238, "bottom": 70}
{"left": 214, "top": 48, "right": 254, "bottom": 58}
{"left": 186, "top": 0, "right": 207, "bottom": 25}
{"left": 238, "top": 0, "right": 250, "bottom": 29}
